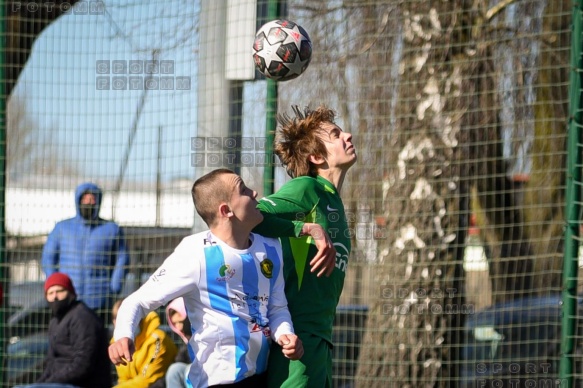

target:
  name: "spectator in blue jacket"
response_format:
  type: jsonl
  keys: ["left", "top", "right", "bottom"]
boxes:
{"left": 42, "top": 182, "right": 129, "bottom": 319}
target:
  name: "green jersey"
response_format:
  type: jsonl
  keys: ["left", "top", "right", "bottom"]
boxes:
{"left": 255, "top": 175, "right": 351, "bottom": 343}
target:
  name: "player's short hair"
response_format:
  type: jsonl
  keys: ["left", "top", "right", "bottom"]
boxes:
{"left": 275, "top": 105, "right": 336, "bottom": 178}
{"left": 191, "top": 168, "right": 236, "bottom": 227}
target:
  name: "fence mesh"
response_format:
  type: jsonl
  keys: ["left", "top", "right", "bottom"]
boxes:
{"left": 1, "top": 0, "right": 581, "bottom": 387}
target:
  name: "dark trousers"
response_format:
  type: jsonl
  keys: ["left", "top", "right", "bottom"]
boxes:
{"left": 210, "top": 373, "right": 267, "bottom": 387}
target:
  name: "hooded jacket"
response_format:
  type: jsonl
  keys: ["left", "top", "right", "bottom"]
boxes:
{"left": 112, "top": 311, "right": 178, "bottom": 388}
{"left": 166, "top": 297, "right": 193, "bottom": 364}
{"left": 166, "top": 297, "right": 189, "bottom": 344}
{"left": 41, "top": 182, "right": 129, "bottom": 309}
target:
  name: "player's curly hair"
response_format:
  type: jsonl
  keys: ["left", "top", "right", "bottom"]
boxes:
{"left": 275, "top": 105, "right": 336, "bottom": 178}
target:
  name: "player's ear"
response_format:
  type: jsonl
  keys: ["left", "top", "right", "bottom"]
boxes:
{"left": 219, "top": 203, "right": 233, "bottom": 218}
{"left": 308, "top": 154, "right": 325, "bottom": 166}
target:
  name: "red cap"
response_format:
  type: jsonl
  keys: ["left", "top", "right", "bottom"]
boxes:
{"left": 44, "top": 272, "right": 76, "bottom": 294}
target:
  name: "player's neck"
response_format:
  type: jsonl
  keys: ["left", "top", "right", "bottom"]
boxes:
{"left": 317, "top": 169, "right": 346, "bottom": 192}
{"left": 212, "top": 225, "right": 252, "bottom": 250}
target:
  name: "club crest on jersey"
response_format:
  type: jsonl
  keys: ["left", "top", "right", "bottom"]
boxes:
{"left": 217, "top": 264, "right": 236, "bottom": 281}
{"left": 260, "top": 258, "right": 273, "bottom": 279}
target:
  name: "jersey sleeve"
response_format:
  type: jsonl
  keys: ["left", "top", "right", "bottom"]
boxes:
{"left": 254, "top": 211, "right": 304, "bottom": 238}
{"left": 113, "top": 237, "right": 200, "bottom": 341}
{"left": 266, "top": 239, "right": 294, "bottom": 341}
{"left": 254, "top": 178, "right": 317, "bottom": 238}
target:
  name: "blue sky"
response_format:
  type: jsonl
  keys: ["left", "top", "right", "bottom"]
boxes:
{"left": 13, "top": 0, "right": 201, "bottom": 184}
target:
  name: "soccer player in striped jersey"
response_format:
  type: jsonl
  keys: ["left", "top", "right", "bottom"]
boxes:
{"left": 109, "top": 169, "right": 303, "bottom": 388}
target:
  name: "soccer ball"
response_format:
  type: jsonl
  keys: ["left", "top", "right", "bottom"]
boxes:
{"left": 252, "top": 19, "right": 312, "bottom": 82}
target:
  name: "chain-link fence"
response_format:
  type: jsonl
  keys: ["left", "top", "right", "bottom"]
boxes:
{"left": 1, "top": 0, "right": 581, "bottom": 387}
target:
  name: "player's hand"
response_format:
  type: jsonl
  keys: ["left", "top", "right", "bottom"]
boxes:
{"left": 108, "top": 337, "right": 135, "bottom": 366}
{"left": 303, "top": 223, "right": 336, "bottom": 277}
{"left": 277, "top": 334, "right": 304, "bottom": 360}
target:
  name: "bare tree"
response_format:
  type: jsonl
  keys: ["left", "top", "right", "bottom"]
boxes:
{"left": 6, "top": 95, "right": 79, "bottom": 183}
{"left": 6, "top": 0, "right": 81, "bottom": 97}
{"left": 286, "top": 0, "right": 571, "bottom": 385}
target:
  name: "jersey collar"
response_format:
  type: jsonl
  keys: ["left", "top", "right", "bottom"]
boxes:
{"left": 316, "top": 175, "right": 337, "bottom": 195}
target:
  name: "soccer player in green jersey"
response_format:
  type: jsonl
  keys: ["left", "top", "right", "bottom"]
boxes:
{"left": 254, "top": 105, "right": 357, "bottom": 388}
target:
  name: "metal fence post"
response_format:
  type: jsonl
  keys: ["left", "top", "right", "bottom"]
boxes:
{"left": 560, "top": 2, "right": 583, "bottom": 386}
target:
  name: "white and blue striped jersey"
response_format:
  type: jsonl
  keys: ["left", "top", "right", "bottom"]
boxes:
{"left": 113, "top": 231, "right": 294, "bottom": 387}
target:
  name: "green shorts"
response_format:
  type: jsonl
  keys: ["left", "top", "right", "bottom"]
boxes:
{"left": 267, "top": 332, "right": 332, "bottom": 388}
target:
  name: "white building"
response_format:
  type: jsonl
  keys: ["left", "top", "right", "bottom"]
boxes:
{"left": 5, "top": 181, "right": 195, "bottom": 284}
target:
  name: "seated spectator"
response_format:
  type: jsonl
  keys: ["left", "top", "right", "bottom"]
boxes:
{"left": 150, "top": 297, "right": 192, "bottom": 388}
{"left": 14, "top": 272, "right": 111, "bottom": 388}
{"left": 111, "top": 299, "right": 178, "bottom": 388}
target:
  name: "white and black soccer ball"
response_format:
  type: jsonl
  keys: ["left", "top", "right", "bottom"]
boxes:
{"left": 252, "top": 19, "right": 312, "bottom": 82}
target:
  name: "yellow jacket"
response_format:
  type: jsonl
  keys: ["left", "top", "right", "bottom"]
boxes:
{"left": 112, "top": 311, "right": 178, "bottom": 388}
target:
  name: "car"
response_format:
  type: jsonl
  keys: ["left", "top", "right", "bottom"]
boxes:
{"left": 6, "top": 281, "right": 49, "bottom": 339}
{"left": 4, "top": 331, "right": 48, "bottom": 386}
{"left": 331, "top": 305, "right": 369, "bottom": 388}
{"left": 7, "top": 298, "right": 51, "bottom": 341}
{"left": 460, "top": 294, "right": 582, "bottom": 387}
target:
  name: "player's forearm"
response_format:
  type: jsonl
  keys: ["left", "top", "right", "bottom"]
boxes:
{"left": 268, "top": 304, "right": 295, "bottom": 342}
{"left": 254, "top": 211, "right": 303, "bottom": 237}
{"left": 113, "top": 294, "right": 151, "bottom": 341}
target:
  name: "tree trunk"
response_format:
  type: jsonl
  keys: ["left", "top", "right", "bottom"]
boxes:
{"left": 355, "top": 1, "right": 465, "bottom": 386}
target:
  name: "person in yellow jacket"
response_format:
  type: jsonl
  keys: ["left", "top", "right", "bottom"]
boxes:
{"left": 111, "top": 299, "right": 178, "bottom": 388}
